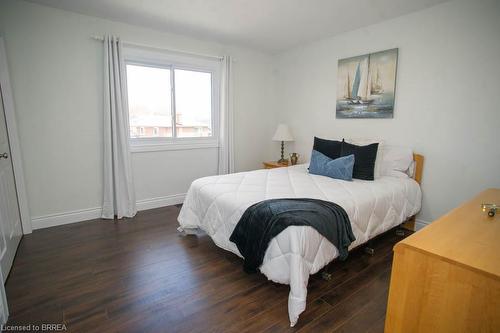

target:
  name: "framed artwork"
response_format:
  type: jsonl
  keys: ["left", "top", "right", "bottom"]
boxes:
{"left": 336, "top": 48, "right": 398, "bottom": 118}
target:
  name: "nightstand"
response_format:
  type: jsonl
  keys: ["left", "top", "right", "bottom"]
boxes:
{"left": 263, "top": 161, "right": 289, "bottom": 169}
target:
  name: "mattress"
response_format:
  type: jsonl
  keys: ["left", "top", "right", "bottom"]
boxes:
{"left": 177, "top": 164, "right": 421, "bottom": 326}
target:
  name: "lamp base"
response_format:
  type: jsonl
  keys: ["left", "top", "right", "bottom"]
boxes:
{"left": 277, "top": 141, "right": 287, "bottom": 164}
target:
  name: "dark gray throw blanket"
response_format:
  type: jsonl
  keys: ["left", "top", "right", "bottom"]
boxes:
{"left": 229, "top": 198, "right": 356, "bottom": 273}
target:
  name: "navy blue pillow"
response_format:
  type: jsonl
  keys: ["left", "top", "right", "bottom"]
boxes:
{"left": 313, "top": 137, "right": 343, "bottom": 160}
{"left": 309, "top": 150, "right": 355, "bottom": 181}
{"left": 340, "top": 141, "right": 379, "bottom": 180}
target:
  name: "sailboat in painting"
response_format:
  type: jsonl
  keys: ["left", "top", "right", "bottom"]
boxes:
{"left": 370, "top": 67, "right": 384, "bottom": 95}
{"left": 336, "top": 48, "right": 398, "bottom": 119}
{"left": 343, "top": 73, "right": 352, "bottom": 99}
{"left": 342, "top": 59, "right": 374, "bottom": 105}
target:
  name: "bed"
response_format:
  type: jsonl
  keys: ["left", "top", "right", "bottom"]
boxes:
{"left": 177, "top": 152, "right": 422, "bottom": 326}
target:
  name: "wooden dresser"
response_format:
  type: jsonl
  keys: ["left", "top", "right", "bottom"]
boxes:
{"left": 385, "top": 189, "right": 500, "bottom": 333}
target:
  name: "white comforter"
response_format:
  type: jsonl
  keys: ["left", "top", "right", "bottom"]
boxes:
{"left": 177, "top": 164, "right": 421, "bottom": 326}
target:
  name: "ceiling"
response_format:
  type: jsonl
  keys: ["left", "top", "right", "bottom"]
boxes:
{"left": 26, "top": 0, "right": 449, "bottom": 53}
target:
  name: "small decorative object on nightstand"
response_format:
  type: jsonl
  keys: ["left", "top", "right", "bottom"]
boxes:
{"left": 290, "top": 153, "right": 299, "bottom": 165}
{"left": 272, "top": 124, "right": 294, "bottom": 164}
{"left": 263, "top": 161, "right": 289, "bottom": 169}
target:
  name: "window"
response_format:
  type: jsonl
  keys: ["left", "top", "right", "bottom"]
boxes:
{"left": 127, "top": 65, "right": 172, "bottom": 139}
{"left": 124, "top": 47, "right": 220, "bottom": 151}
{"left": 174, "top": 69, "right": 212, "bottom": 138}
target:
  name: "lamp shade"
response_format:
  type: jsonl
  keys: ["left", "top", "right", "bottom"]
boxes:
{"left": 272, "top": 124, "right": 294, "bottom": 142}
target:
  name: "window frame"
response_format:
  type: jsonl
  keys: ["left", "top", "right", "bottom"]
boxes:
{"left": 123, "top": 46, "right": 221, "bottom": 152}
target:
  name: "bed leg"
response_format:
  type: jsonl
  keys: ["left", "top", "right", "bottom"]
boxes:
{"left": 395, "top": 228, "right": 406, "bottom": 237}
{"left": 402, "top": 216, "right": 416, "bottom": 231}
{"left": 321, "top": 271, "right": 332, "bottom": 281}
{"left": 364, "top": 247, "right": 375, "bottom": 255}
{"left": 177, "top": 227, "right": 199, "bottom": 236}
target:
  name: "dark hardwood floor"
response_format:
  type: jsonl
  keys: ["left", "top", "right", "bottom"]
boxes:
{"left": 4, "top": 205, "right": 408, "bottom": 332}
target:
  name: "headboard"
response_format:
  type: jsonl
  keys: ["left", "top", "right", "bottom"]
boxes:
{"left": 413, "top": 153, "right": 424, "bottom": 185}
{"left": 403, "top": 153, "right": 424, "bottom": 231}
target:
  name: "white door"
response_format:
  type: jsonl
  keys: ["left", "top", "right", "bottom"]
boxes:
{"left": 0, "top": 86, "right": 22, "bottom": 281}
{"left": 0, "top": 265, "right": 8, "bottom": 324}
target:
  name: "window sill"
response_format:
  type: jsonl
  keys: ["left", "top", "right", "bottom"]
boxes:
{"left": 130, "top": 141, "right": 219, "bottom": 153}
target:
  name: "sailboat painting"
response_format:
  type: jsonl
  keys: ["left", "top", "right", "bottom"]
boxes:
{"left": 336, "top": 48, "right": 398, "bottom": 118}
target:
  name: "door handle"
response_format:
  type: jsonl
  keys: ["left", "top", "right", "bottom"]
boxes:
{"left": 0, "top": 153, "right": 8, "bottom": 159}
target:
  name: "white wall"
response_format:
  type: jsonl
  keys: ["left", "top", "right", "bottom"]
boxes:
{"left": 274, "top": 0, "right": 500, "bottom": 223}
{"left": 0, "top": 0, "right": 276, "bottom": 228}
{"left": 1, "top": 0, "right": 499, "bottom": 230}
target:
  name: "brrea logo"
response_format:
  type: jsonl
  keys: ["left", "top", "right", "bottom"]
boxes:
{"left": 0, "top": 323, "right": 67, "bottom": 331}
{"left": 41, "top": 324, "right": 67, "bottom": 331}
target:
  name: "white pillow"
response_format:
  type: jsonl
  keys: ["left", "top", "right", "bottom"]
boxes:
{"left": 341, "top": 139, "right": 414, "bottom": 179}
{"left": 378, "top": 145, "right": 413, "bottom": 178}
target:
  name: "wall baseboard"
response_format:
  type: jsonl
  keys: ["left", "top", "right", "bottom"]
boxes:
{"left": 31, "top": 193, "right": 186, "bottom": 230}
{"left": 31, "top": 207, "right": 102, "bottom": 230}
{"left": 415, "top": 219, "right": 431, "bottom": 231}
{"left": 136, "top": 194, "right": 185, "bottom": 211}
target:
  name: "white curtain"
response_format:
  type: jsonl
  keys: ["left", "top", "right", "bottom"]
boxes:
{"left": 101, "top": 35, "right": 137, "bottom": 219}
{"left": 218, "top": 55, "right": 235, "bottom": 175}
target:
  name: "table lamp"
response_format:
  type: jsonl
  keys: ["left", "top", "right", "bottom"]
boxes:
{"left": 272, "top": 124, "right": 294, "bottom": 163}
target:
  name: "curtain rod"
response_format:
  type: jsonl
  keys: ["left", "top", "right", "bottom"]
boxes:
{"left": 91, "top": 35, "right": 224, "bottom": 61}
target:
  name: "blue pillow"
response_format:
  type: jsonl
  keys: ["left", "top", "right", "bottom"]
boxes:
{"left": 309, "top": 150, "right": 355, "bottom": 181}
